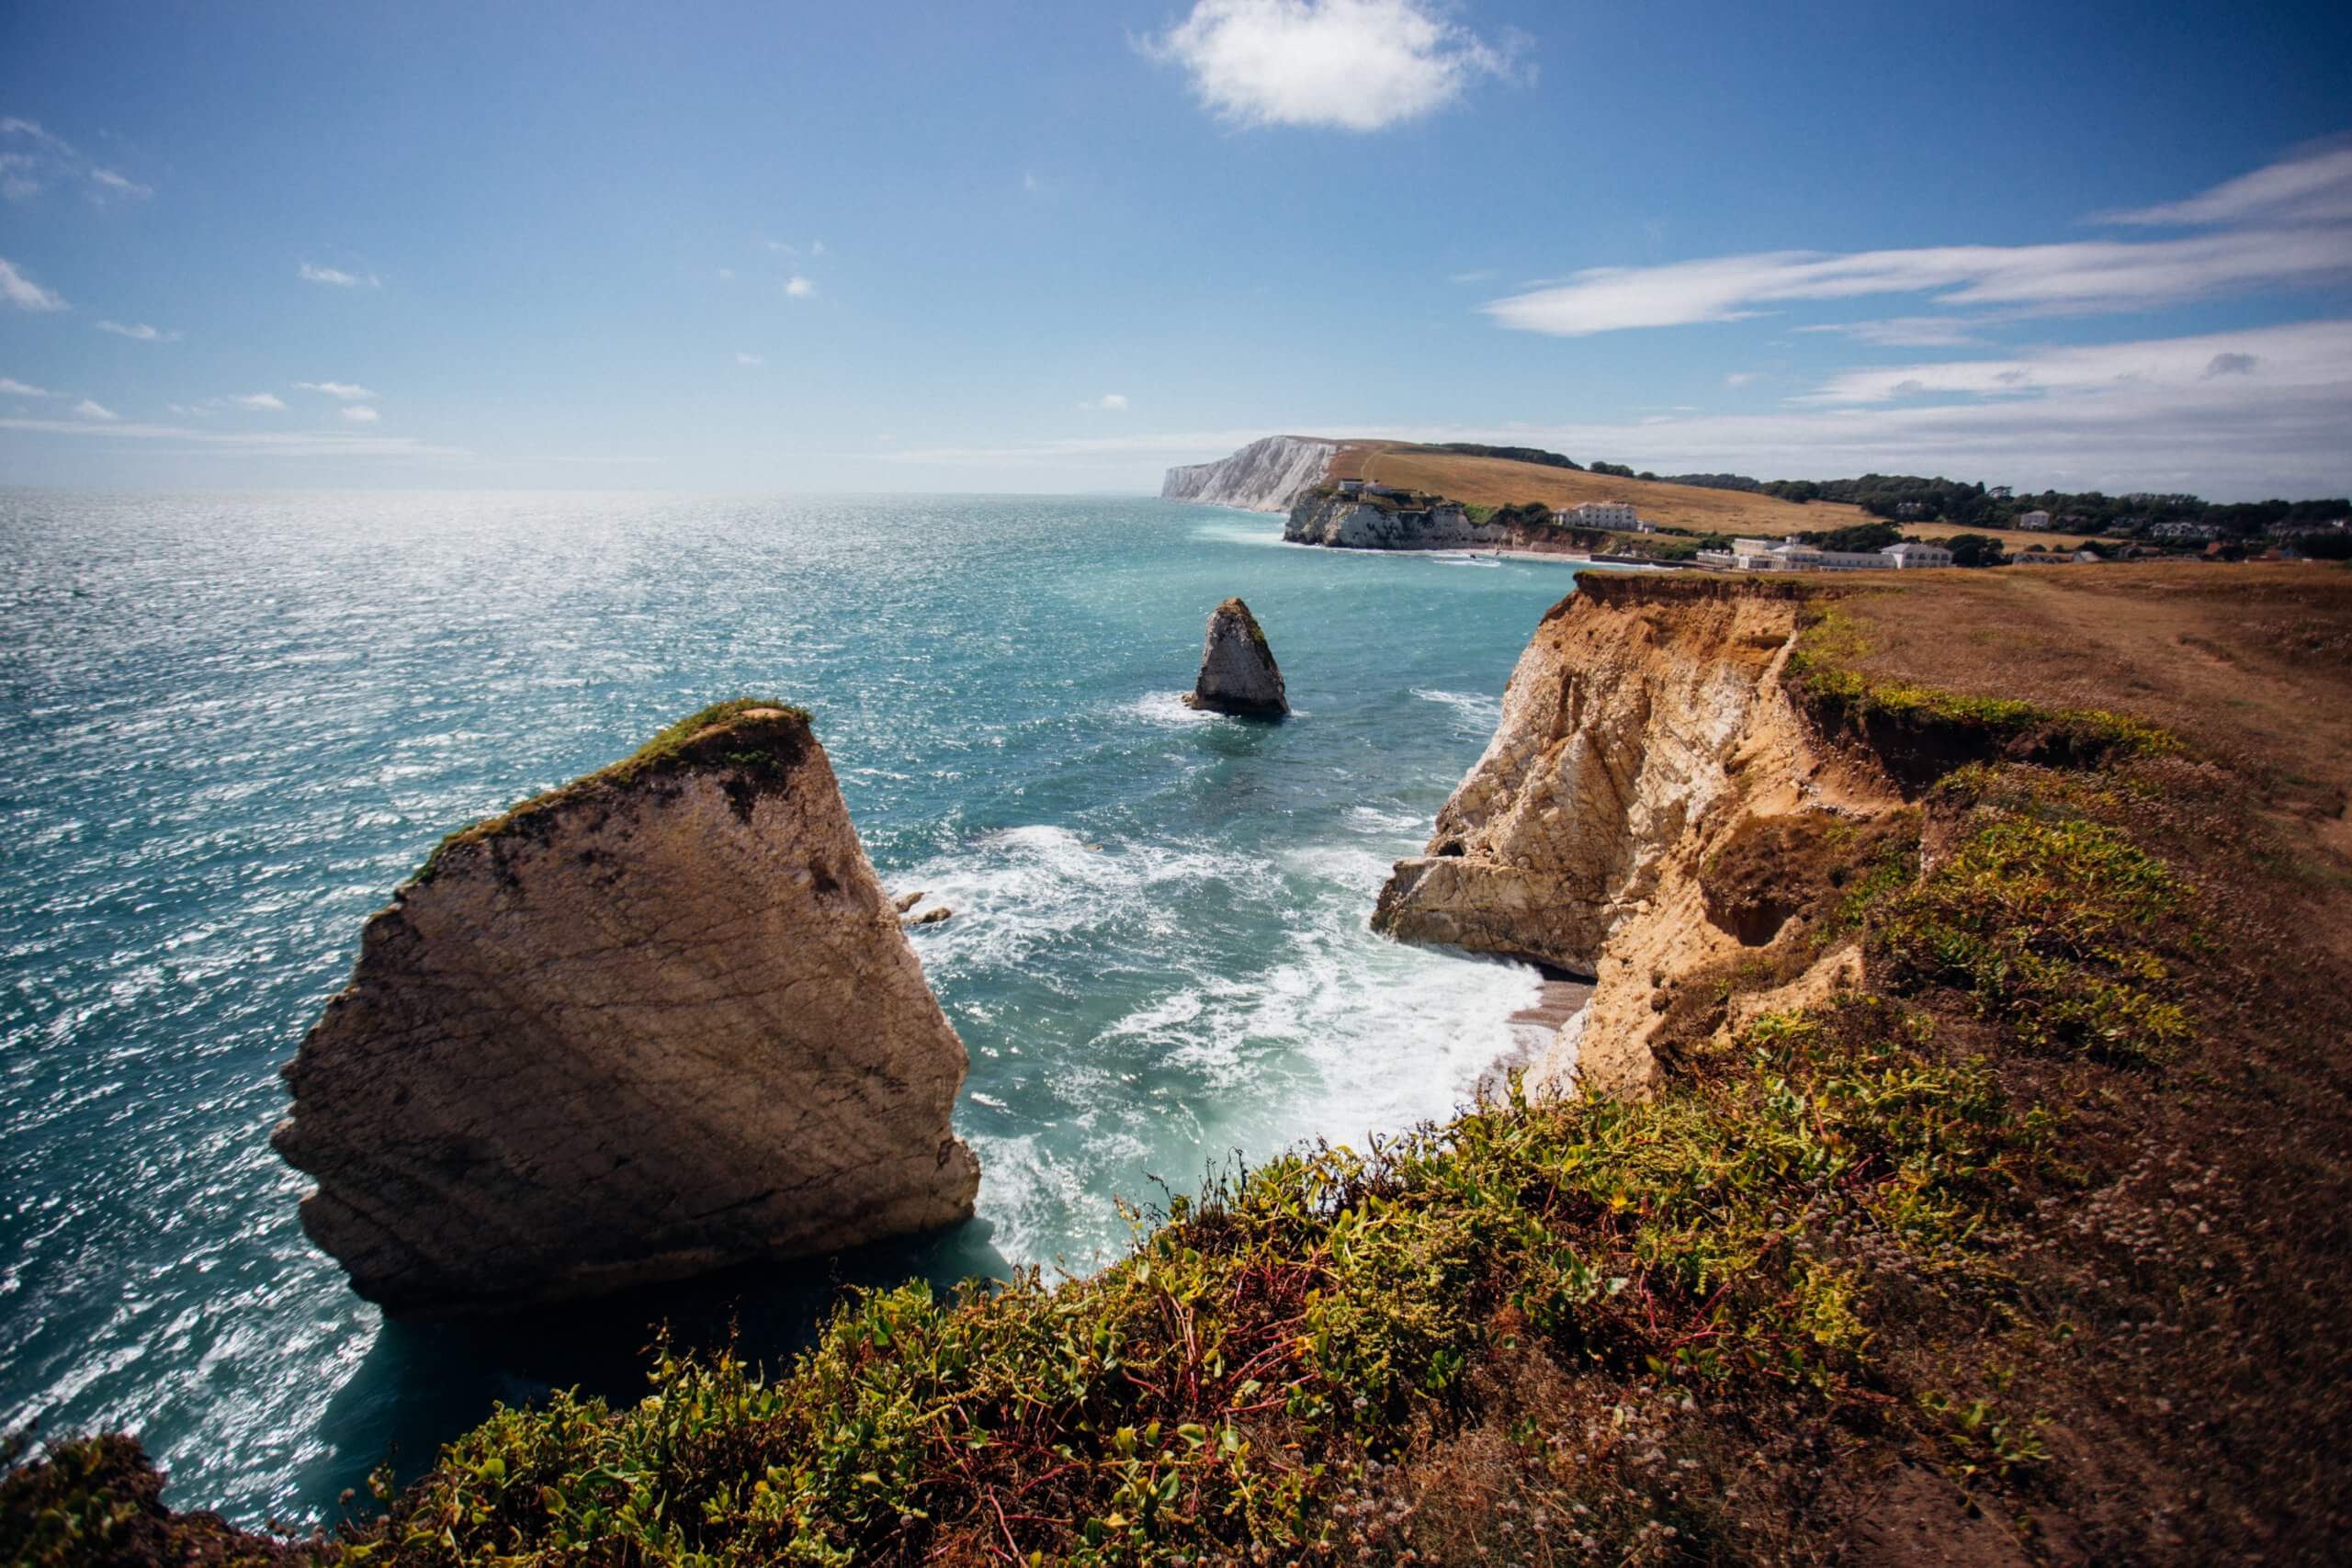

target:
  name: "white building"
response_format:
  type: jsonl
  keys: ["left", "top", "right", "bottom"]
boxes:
{"left": 1883, "top": 541, "right": 1954, "bottom": 569}
{"left": 1701, "top": 536, "right": 1955, "bottom": 573}
{"left": 1555, "top": 501, "right": 1640, "bottom": 529}
{"left": 2017, "top": 510, "right": 2052, "bottom": 531}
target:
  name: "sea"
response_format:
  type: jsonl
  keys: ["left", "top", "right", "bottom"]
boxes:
{"left": 0, "top": 491, "right": 1606, "bottom": 1525}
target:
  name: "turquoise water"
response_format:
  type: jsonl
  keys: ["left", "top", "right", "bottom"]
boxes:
{"left": 0, "top": 492, "right": 1597, "bottom": 1523}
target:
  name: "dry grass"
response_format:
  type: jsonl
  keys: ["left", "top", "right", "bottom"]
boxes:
{"left": 1820, "top": 564, "right": 2352, "bottom": 850}
{"left": 1331, "top": 442, "right": 2102, "bottom": 550}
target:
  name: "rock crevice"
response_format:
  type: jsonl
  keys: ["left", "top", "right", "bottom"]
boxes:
{"left": 273, "top": 703, "right": 978, "bottom": 1315}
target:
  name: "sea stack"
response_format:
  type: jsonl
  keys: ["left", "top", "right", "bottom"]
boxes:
{"left": 271, "top": 700, "right": 979, "bottom": 1315}
{"left": 1182, "top": 597, "right": 1289, "bottom": 717}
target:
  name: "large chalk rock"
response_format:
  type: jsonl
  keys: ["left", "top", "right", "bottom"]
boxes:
{"left": 1182, "top": 597, "right": 1289, "bottom": 717}
{"left": 272, "top": 701, "right": 979, "bottom": 1314}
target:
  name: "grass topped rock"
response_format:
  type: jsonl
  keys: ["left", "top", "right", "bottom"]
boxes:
{"left": 272, "top": 700, "right": 979, "bottom": 1315}
{"left": 1182, "top": 596, "right": 1288, "bottom": 717}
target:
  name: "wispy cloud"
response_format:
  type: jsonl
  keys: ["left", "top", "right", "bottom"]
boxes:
{"left": 2095, "top": 141, "right": 2352, "bottom": 228}
{"left": 1446, "top": 268, "right": 1498, "bottom": 285}
{"left": 734, "top": 351, "right": 764, "bottom": 366}
{"left": 228, "top": 392, "right": 287, "bottom": 411}
{"left": 340, "top": 405, "right": 379, "bottom": 423}
{"left": 1484, "top": 227, "right": 2352, "bottom": 337}
{"left": 1791, "top": 319, "right": 2352, "bottom": 406}
{"left": 784, "top": 276, "right": 817, "bottom": 299}
{"left": 0, "top": 376, "right": 59, "bottom": 397}
{"left": 1793, "top": 316, "right": 1991, "bottom": 348}
{"left": 1146, "top": 0, "right": 1529, "bottom": 132}
{"left": 0, "top": 118, "right": 153, "bottom": 202}
{"left": 0, "top": 255, "right": 67, "bottom": 311}
{"left": 96, "top": 319, "right": 180, "bottom": 342}
{"left": 296, "top": 380, "right": 376, "bottom": 400}
{"left": 72, "top": 399, "right": 117, "bottom": 421}
{"left": 87, "top": 168, "right": 151, "bottom": 201}
{"left": 1078, "top": 392, "right": 1131, "bottom": 412}
{"left": 1483, "top": 148, "right": 2352, "bottom": 338}
{"left": 1723, "top": 371, "right": 1758, "bottom": 387}
{"left": 0, "top": 413, "right": 466, "bottom": 458}
{"left": 300, "top": 262, "right": 380, "bottom": 288}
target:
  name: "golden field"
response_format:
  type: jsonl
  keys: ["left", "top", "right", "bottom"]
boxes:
{"left": 1329, "top": 441, "right": 2102, "bottom": 551}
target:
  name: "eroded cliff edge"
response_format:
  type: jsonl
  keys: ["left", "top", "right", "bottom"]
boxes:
{"left": 1375, "top": 574, "right": 1898, "bottom": 1095}
{"left": 273, "top": 701, "right": 978, "bottom": 1314}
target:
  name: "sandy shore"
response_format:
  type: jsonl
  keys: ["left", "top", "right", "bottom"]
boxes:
{"left": 1476, "top": 976, "right": 1595, "bottom": 1101}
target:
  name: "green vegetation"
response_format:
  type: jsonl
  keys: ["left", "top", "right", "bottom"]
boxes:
{"left": 415, "top": 699, "right": 810, "bottom": 882}
{"left": 1876, "top": 808, "right": 2193, "bottom": 1065}
{"left": 1810, "top": 520, "right": 1903, "bottom": 554}
{"left": 287, "top": 987, "right": 2047, "bottom": 1567}
{"left": 1422, "top": 442, "right": 1583, "bottom": 472}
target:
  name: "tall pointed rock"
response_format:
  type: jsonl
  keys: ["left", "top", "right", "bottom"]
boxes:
{"left": 272, "top": 700, "right": 979, "bottom": 1315}
{"left": 1182, "top": 597, "right": 1289, "bottom": 717}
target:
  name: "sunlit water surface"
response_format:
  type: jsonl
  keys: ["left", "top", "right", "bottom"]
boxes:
{"left": 0, "top": 492, "right": 1604, "bottom": 1522}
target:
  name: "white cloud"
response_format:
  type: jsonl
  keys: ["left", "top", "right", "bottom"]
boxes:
{"left": 0, "top": 255, "right": 67, "bottom": 311}
{"left": 228, "top": 392, "right": 287, "bottom": 411}
{"left": 734, "top": 351, "right": 764, "bottom": 366}
{"left": 340, "top": 405, "right": 379, "bottom": 423}
{"left": 1792, "top": 319, "right": 2352, "bottom": 406}
{"left": 296, "top": 380, "right": 376, "bottom": 400}
{"left": 2, "top": 118, "right": 151, "bottom": 203}
{"left": 1078, "top": 392, "right": 1132, "bottom": 412}
{"left": 2097, "top": 143, "right": 2352, "bottom": 228}
{"left": 1446, "top": 268, "right": 1497, "bottom": 285}
{"left": 811, "top": 240, "right": 825, "bottom": 256}
{"left": 0, "top": 376, "right": 59, "bottom": 397}
{"left": 72, "top": 399, "right": 117, "bottom": 421}
{"left": 1, "top": 152, "right": 43, "bottom": 201}
{"left": 300, "top": 262, "right": 379, "bottom": 288}
{"left": 87, "top": 167, "right": 151, "bottom": 201}
{"left": 1794, "top": 316, "right": 1991, "bottom": 348}
{"left": 1147, "top": 0, "right": 1526, "bottom": 131}
{"left": 717, "top": 266, "right": 736, "bottom": 280}
{"left": 1484, "top": 226, "right": 2352, "bottom": 337}
{"left": 96, "top": 320, "right": 181, "bottom": 342}
{"left": 1486, "top": 148, "right": 2352, "bottom": 339}
{"left": 0, "top": 413, "right": 466, "bottom": 458}
{"left": 784, "top": 275, "right": 817, "bottom": 298}
{"left": 1723, "top": 371, "right": 1758, "bottom": 387}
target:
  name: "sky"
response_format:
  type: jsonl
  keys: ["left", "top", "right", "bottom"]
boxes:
{"left": 2, "top": 0, "right": 2349, "bottom": 499}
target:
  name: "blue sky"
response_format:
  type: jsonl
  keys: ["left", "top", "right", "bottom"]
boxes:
{"left": 2, "top": 0, "right": 2348, "bottom": 497}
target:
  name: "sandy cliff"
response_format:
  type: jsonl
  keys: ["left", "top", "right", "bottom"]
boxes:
{"left": 1162, "top": 435, "right": 1337, "bottom": 513}
{"left": 1375, "top": 576, "right": 1895, "bottom": 1094}
{"left": 273, "top": 702, "right": 978, "bottom": 1314}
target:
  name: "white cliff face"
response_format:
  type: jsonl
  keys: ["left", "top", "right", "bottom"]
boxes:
{"left": 1284, "top": 495, "right": 1513, "bottom": 550}
{"left": 1162, "top": 436, "right": 1338, "bottom": 513}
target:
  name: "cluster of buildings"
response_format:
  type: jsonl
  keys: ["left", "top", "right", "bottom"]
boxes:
{"left": 1696, "top": 537, "right": 1955, "bottom": 572}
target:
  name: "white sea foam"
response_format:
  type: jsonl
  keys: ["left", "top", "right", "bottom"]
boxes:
{"left": 1412, "top": 687, "right": 1503, "bottom": 729}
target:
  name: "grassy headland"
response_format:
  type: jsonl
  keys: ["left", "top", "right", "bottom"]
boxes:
{"left": 8, "top": 570, "right": 2351, "bottom": 1564}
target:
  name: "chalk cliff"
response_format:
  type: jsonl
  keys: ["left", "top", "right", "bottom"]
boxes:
{"left": 1283, "top": 493, "right": 1508, "bottom": 549}
{"left": 1162, "top": 435, "right": 1337, "bottom": 513}
{"left": 1184, "top": 596, "right": 1288, "bottom": 716}
{"left": 1375, "top": 576, "right": 1894, "bottom": 1095}
{"left": 273, "top": 702, "right": 979, "bottom": 1314}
